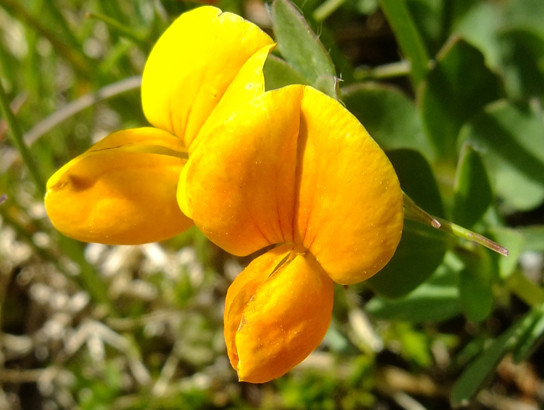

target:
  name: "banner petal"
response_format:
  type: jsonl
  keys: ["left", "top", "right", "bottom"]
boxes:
{"left": 141, "top": 6, "right": 274, "bottom": 147}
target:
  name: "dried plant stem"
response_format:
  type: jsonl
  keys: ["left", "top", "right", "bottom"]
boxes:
{"left": 0, "top": 368, "right": 44, "bottom": 383}
{"left": 1, "top": 76, "right": 142, "bottom": 172}
{"left": 24, "top": 76, "right": 142, "bottom": 147}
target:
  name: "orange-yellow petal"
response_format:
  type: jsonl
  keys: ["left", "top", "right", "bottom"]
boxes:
{"left": 45, "top": 128, "right": 193, "bottom": 245}
{"left": 178, "top": 86, "right": 304, "bottom": 256}
{"left": 295, "top": 86, "right": 403, "bottom": 284}
{"left": 141, "top": 6, "right": 274, "bottom": 148}
{"left": 224, "top": 244, "right": 334, "bottom": 383}
{"left": 192, "top": 45, "right": 274, "bottom": 153}
{"left": 178, "top": 84, "right": 403, "bottom": 283}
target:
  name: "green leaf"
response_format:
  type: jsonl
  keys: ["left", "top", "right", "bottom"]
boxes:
{"left": 451, "top": 305, "right": 544, "bottom": 406}
{"left": 263, "top": 54, "right": 309, "bottom": 91}
{"left": 271, "top": 0, "right": 337, "bottom": 97}
{"left": 419, "top": 38, "right": 502, "bottom": 160}
{"left": 367, "top": 220, "right": 449, "bottom": 298}
{"left": 367, "top": 149, "right": 447, "bottom": 297}
{"left": 367, "top": 261, "right": 461, "bottom": 323}
{"left": 499, "top": 28, "right": 544, "bottom": 101}
{"left": 314, "top": 74, "right": 338, "bottom": 99}
{"left": 454, "top": 1, "right": 544, "bottom": 101}
{"left": 457, "top": 249, "right": 494, "bottom": 322}
{"left": 380, "top": 0, "right": 430, "bottom": 86}
{"left": 503, "top": 0, "right": 544, "bottom": 39}
{"left": 406, "top": 0, "right": 476, "bottom": 56}
{"left": 452, "top": 143, "right": 493, "bottom": 228}
{"left": 390, "top": 149, "right": 444, "bottom": 216}
{"left": 451, "top": 324, "right": 515, "bottom": 407}
{"left": 404, "top": 0, "right": 444, "bottom": 55}
{"left": 453, "top": 2, "right": 503, "bottom": 69}
{"left": 512, "top": 304, "right": 544, "bottom": 362}
{"left": 341, "top": 83, "right": 433, "bottom": 160}
{"left": 460, "top": 100, "right": 544, "bottom": 211}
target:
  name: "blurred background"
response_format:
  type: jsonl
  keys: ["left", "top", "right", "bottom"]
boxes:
{"left": 1, "top": 0, "right": 543, "bottom": 409}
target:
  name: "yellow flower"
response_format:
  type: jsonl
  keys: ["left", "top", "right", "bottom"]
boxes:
{"left": 45, "top": 6, "right": 274, "bottom": 244}
{"left": 44, "top": 5, "right": 404, "bottom": 384}
{"left": 179, "top": 85, "right": 404, "bottom": 382}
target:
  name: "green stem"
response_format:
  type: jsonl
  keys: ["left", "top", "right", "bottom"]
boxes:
{"left": 403, "top": 193, "right": 441, "bottom": 229}
{"left": 379, "top": 0, "right": 430, "bottom": 86}
{"left": 404, "top": 193, "right": 508, "bottom": 256}
{"left": 313, "top": 0, "right": 346, "bottom": 21}
{"left": 0, "top": 78, "right": 45, "bottom": 196}
{"left": 505, "top": 270, "right": 544, "bottom": 308}
{"left": 435, "top": 217, "right": 509, "bottom": 256}
{"left": 46, "top": 0, "right": 82, "bottom": 51}
{"left": 353, "top": 61, "right": 411, "bottom": 81}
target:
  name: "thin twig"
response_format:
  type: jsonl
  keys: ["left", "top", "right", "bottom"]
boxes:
{"left": 403, "top": 193, "right": 441, "bottom": 229}
{"left": 1, "top": 76, "right": 142, "bottom": 172}
{"left": 26, "top": 76, "right": 142, "bottom": 146}
{"left": 0, "top": 368, "right": 44, "bottom": 383}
